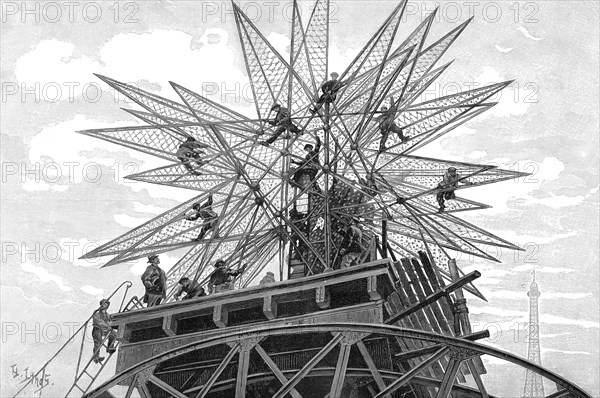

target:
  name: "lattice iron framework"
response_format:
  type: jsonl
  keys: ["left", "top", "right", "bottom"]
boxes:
{"left": 80, "top": 0, "right": 527, "bottom": 298}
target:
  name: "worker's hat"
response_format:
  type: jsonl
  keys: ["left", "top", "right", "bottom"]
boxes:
{"left": 214, "top": 258, "right": 226, "bottom": 267}
{"left": 448, "top": 166, "right": 457, "bottom": 172}
{"left": 148, "top": 254, "right": 159, "bottom": 263}
{"left": 266, "top": 271, "right": 274, "bottom": 276}
{"left": 330, "top": 72, "right": 339, "bottom": 78}
{"left": 99, "top": 299, "right": 110, "bottom": 306}
{"left": 271, "top": 103, "right": 281, "bottom": 110}
{"left": 304, "top": 143, "right": 314, "bottom": 150}
{"left": 381, "top": 106, "right": 388, "bottom": 111}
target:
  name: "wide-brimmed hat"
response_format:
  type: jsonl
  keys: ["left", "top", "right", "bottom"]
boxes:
{"left": 448, "top": 167, "right": 457, "bottom": 172}
{"left": 148, "top": 254, "right": 159, "bottom": 263}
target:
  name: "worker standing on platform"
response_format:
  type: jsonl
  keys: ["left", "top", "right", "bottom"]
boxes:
{"left": 174, "top": 277, "right": 206, "bottom": 300}
{"left": 339, "top": 222, "right": 363, "bottom": 268}
{"left": 261, "top": 103, "right": 301, "bottom": 146}
{"left": 376, "top": 97, "right": 407, "bottom": 153}
{"left": 208, "top": 259, "right": 247, "bottom": 293}
{"left": 309, "top": 72, "right": 346, "bottom": 114}
{"left": 91, "top": 299, "right": 117, "bottom": 364}
{"left": 436, "top": 167, "right": 473, "bottom": 212}
{"left": 291, "top": 135, "right": 321, "bottom": 188}
{"left": 259, "top": 271, "right": 276, "bottom": 284}
{"left": 186, "top": 195, "right": 219, "bottom": 241}
{"left": 141, "top": 254, "right": 167, "bottom": 307}
{"left": 177, "top": 137, "right": 207, "bottom": 175}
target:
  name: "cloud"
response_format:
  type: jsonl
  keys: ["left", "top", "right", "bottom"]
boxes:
{"left": 483, "top": 289, "right": 591, "bottom": 301}
{"left": 114, "top": 213, "right": 150, "bottom": 229}
{"left": 512, "top": 264, "right": 577, "bottom": 274}
{"left": 266, "top": 32, "right": 290, "bottom": 61}
{"left": 132, "top": 202, "right": 170, "bottom": 215}
{"left": 494, "top": 45, "right": 513, "bottom": 53}
{"left": 80, "top": 285, "right": 104, "bottom": 297}
{"left": 475, "top": 66, "right": 531, "bottom": 118}
{"left": 14, "top": 29, "right": 248, "bottom": 103}
{"left": 543, "top": 348, "right": 595, "bottom": 355}
{"left": 22, "top": 178, "right": 70, "bottom": 192}
{"left": 516, "top": 26, "right": 543, "bottom": 41}
{"left": 465, "top": 157, "right": 587, "bottom": 217}
{"left": 540, "top": 314, "right": 600, "bottom": 329}
{"left": 20, "top": 260, "right": 72, "bottom": 292}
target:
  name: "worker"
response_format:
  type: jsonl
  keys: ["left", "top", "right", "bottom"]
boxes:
{"left": 176, "top": 137, "right": 207, "bottom": 175}
{"left": 261, "top": 103, "right": 301, "bottom": 146}
{"left": 91, "top": 299, "right": 117, "bottom": 364}
{"left": 339, "top": 223, "right": 363, "bottom": 268}
{"left": 186, "top": 195, "right": 219, "bottom": 241}
{"left": 141, "top": 254, "right": 167, "bottom": 307}
{"left": 436, "top": 167, "right": 474, "bottom": 212}
{"left": 309, "top": 72, "right": 346, "bottom": 114}
{"left": 174, "top": 277, "right": 206, "bottom": 300}
{"left": 289, "top": 208, "right": 309, "bottom": 260}
{"left": 259, "top": 271, "right": 276, "bottom": 285}
{"left": 376, "top": 97, "right": 407, "bottom": 152}
{"left": 291, "top": 135, "right": 321, "bottom": 188}
{"left": 208, "top": 259, "right": 246, "bottom": 293}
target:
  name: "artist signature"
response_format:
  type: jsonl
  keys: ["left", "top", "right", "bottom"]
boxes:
{"left": 10, "top": 364, "right": 53, "bottom": 392}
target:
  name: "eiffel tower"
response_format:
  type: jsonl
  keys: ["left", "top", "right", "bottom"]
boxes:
{"left": 523, "top": 271, "right": 545, "bottom": 397}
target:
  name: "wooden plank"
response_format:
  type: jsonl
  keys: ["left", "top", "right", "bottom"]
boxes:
{"left": 391, "top": 262, "right": 438, "bottom": 378}
{"left": 398, "top": 259, "right": 445, "bottom": 379}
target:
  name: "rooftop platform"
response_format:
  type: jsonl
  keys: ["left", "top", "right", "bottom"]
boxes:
{"left": 113, "top": 260, "right": 396, "bottom": 373}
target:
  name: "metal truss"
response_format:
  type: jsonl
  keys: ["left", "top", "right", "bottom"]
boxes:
{"left": 81, "top": 0, "right": 527, "bottom": 294}
{"left": 82, "top": 323, "right": 591, "bottom": 398}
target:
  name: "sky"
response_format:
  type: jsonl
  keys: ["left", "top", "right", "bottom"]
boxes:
{"left": 1, "top": 0, "right": 599, "bottom": 397}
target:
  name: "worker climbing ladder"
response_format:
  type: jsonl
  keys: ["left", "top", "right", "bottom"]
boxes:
{"left": 11, "top": 282, "right": 132, "bottom": 398}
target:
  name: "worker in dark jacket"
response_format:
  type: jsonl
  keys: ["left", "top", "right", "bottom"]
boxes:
{"left": 339, "top": 223, "right": 363, "bottom": 268}
{"left": 376, "top": 97, "right": 407, "bottom": 152}
{"left": 261, "top": 103, "right": 302, "bottom": 146}
{"left": 309, "top": 72, "right": 346, "bottom": 114}
{"left": 141, "top": 254, "right": 167, "bottom": 307}
{"left": 174, "top": 277, "right": 206, "bottom": 300}
{"left": 186, "top": 195, "right": 219, "bottom": 241}
{"left": 91, "top": 299, "right": 117, "bottom": 363}
{"left": 436, "top": 167, "right": 473, "bottom": 212}
{"left": 177, "top": 137, "right": 208, "bottom": 175}
{"left": 291, "top": 135, "right": 321, "bottom": 188}
{"left": 289, "top": 208, "right": 309, "bottom": 260}
{"left": 208, "top": 259, "right": 246, "bottom": 293}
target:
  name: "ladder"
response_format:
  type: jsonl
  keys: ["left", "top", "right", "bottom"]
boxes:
{"left": 12, "top": 281, "right": 133, "bottom": 398}
{"left": 64, "top": 324, "right": 121, "bottom": 397}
